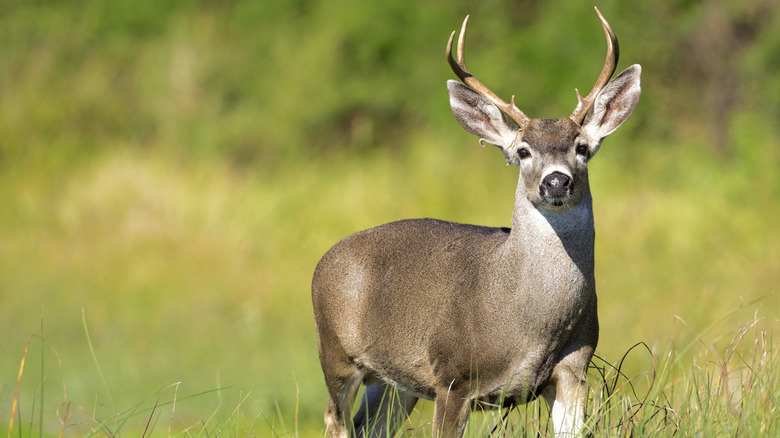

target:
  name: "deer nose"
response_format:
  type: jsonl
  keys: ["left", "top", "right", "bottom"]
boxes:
{"left": 541, "top": 171, "right": 572, "bottom": 198}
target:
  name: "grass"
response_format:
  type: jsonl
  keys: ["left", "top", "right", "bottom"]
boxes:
{"left": 8, "top": 310, "right": 778, "bottom": 436}
{"left": 8, "top": 313, "right": 263, "bottom": 437}
{"left": 585, "top": 317, "right": 779, "bottom": 436}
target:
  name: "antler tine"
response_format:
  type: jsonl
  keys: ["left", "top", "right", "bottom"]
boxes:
{"left": 447, "top": 16, "right": 530, "bottom": 128}
{"left": 570, "top": 7, "right": 620, "bottom": 124}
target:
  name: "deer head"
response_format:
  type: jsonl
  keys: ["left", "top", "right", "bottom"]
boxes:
{"left": 446, "top": 7, "right": 641, "bottom": 212}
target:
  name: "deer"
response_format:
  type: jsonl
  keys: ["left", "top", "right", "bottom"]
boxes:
{"left": 312, "top": 7, "right": 641, "bottom": 437}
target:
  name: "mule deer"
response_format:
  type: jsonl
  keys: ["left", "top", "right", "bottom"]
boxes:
{"left": 312, "top": 7, "right": 641, "bottom": 437}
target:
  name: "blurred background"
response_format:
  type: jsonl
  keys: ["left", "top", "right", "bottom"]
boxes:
{"left": 1, "top": 0, "right": 778, "bottom": 435}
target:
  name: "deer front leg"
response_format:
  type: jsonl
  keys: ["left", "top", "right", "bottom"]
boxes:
{"left": 541, "top": 363, "right": 589, "bottom": 436}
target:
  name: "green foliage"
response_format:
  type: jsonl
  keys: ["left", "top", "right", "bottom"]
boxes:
{"left": 1, "top": 0, "right": 778, "bottom": 436}
{"left": 3, "top": 0, "right": 779, "bottom": 162}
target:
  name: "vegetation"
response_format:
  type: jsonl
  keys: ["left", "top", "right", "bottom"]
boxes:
{"left": 1, "top": 0, "right": 778, "bottom": 436}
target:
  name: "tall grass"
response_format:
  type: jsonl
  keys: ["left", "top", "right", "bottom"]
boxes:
{"left": 7, "top": 313, "right": 257, "bottom": 437}
{"left": 8, "top": 312, "right": 777, "bottom": 436}
{"left": 587, "top": 318, "right": 778, "bottom": 436}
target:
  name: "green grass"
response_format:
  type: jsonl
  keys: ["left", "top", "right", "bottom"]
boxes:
{"left": 7, "top": 310, "right": 778, "bottom": 436}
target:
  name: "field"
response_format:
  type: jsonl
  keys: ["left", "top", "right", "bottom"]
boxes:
{"left": 2, "top": 0, "right": 779, "bottom": 436}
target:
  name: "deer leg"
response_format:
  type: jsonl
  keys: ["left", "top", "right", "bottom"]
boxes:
{"left": 353, "top": 380, "right": 419, "bottom": 437}
{"left": 432, "top": 387, "right": 469, "bottom": 437}
{"left": 323, "top": 363, "right": 365, "bottom": 438}
{"left": 541, "top": 363, "right": 588, "bottom": 436}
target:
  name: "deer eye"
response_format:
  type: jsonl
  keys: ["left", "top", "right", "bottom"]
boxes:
{"left": 517, "top": 148, "right": 532, "bottom": 159}
{"left": 575, "top": 144, "right": 589, "bottom": 157}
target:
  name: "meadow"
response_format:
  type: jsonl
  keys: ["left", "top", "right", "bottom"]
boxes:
{"left": 2, "top": 0, "right": 779, "bottom": 436}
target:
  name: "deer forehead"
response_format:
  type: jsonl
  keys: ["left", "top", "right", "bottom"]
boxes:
{"left": 517, "top": 118, "right": 585, "bottom": 152}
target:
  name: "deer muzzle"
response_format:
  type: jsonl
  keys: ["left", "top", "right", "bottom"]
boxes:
{"left": 540, "top": 171, "right": 573, "bottom": 205}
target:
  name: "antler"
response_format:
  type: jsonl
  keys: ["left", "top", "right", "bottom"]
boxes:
{"left": 569, "top": 7, "right": 620, "bottom": 124}
{"left": 447, "top": 15, "right": 530, "bottom": 129}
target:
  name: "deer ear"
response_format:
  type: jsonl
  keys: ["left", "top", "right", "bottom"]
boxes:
{"left": 582, "top": 64, "right": 641, "bottom": 141}
{"left": 447, "top": 80, "right": 517, "bottom": 148}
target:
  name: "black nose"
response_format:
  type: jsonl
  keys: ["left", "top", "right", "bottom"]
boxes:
{"left": 541, "top": 171, "right": 572, "bottom": 198}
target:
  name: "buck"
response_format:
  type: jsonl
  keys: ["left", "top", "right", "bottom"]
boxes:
{"left": 312, "top": 7, "right": 641, "bottom": 437}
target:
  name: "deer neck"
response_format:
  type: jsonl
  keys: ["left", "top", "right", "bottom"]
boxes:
{"left": 506, "top": 178, "right": 595, "bottom": 276}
